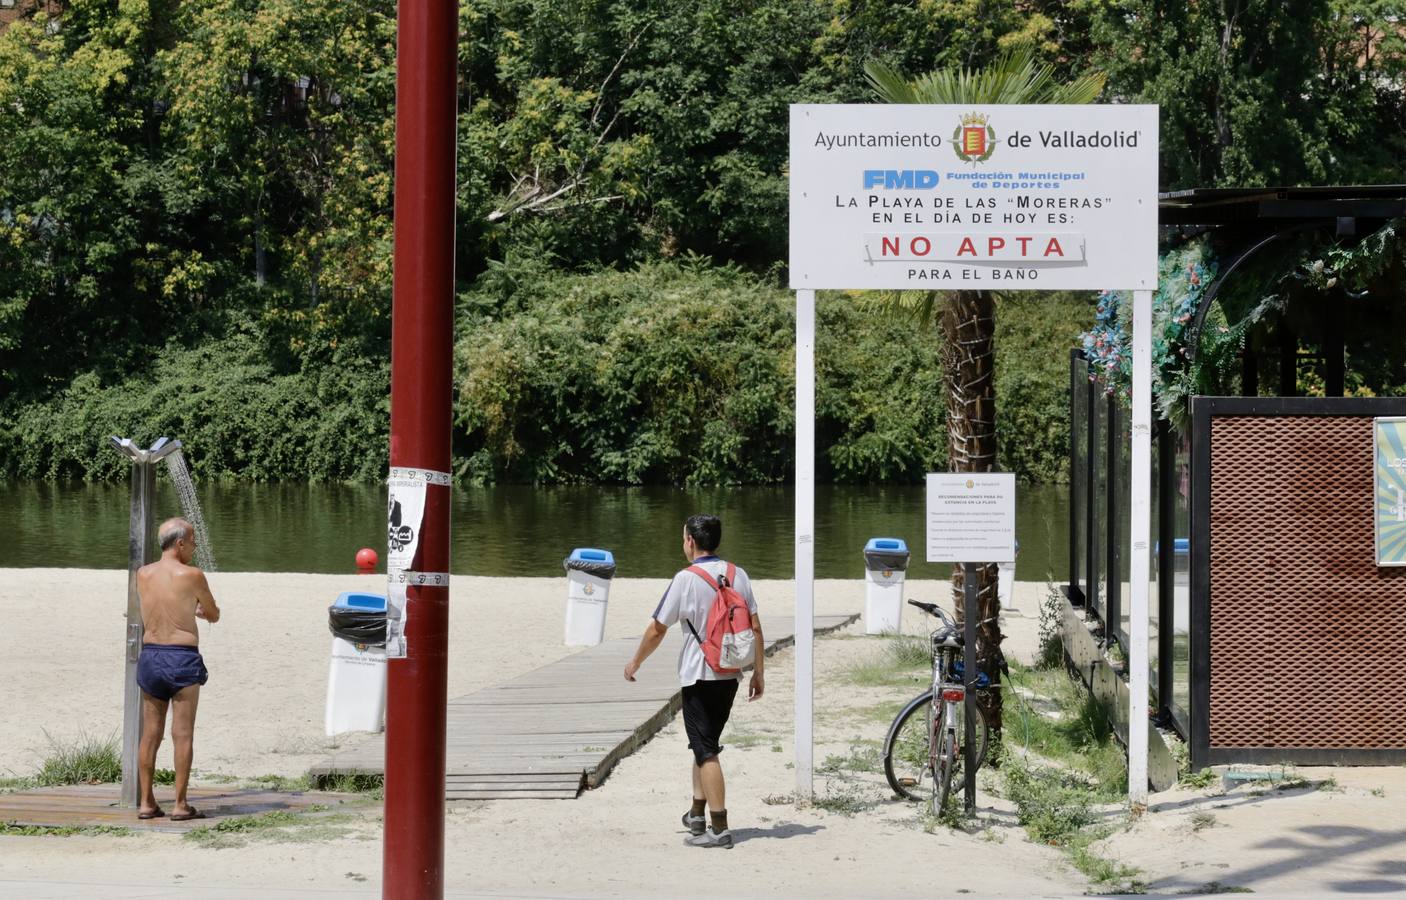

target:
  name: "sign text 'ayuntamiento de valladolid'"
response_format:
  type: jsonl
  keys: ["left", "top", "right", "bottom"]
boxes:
{"left": 789, "top": 104, "right": 1159, "bottom": 291}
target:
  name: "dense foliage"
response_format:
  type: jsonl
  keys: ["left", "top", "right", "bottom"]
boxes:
{"left": 1, "top": 0, "right": 1401, "bottom": 484}
{"left": 3, "top": 263, "right": 1090, "bottom": 483}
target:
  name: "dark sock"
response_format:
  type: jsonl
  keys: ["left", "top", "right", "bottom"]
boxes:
{"left": 690, "top": 798, "right": 706, "bottom": 817}
{"left": 710, "top": 809, "right": 728, "bottom": 832}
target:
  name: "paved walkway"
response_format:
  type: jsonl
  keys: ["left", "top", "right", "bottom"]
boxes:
{"left": 311, "top": 614, "right": 855, "bottom": 799}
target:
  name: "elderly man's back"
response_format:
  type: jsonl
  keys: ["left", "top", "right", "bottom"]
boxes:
{"left": 133, "top": 517, "right": 220, "bottom": 821}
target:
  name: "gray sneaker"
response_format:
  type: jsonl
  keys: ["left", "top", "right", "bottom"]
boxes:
{"left": 681, "top": 811, "right": 706, "bottom": 836}
{"left": 685, "top": 827, "right": 734, "bottom": 849}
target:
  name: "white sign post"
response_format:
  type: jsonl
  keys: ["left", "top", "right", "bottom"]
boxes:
{"left": 788, "top": 102, "right": 1157, "bottom": 806}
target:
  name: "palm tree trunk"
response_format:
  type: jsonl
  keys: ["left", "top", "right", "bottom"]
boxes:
{"left": 941, "top": 289, "right": 1003, "bottom": 732}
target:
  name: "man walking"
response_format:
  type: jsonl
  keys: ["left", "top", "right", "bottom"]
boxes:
{"left": 624, "top": 514, "right": 763, "bottom": 849}
{"left": 134, "top": 517, "right": 221, "bottom": 821}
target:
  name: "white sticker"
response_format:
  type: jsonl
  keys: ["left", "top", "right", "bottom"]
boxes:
{"left": 385, "top": 475, "right": 428, "bottom": 659}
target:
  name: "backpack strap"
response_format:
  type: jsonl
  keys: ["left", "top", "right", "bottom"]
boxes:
{"left": 686, "top": 565, "right": 720, "bottom": 591}
{"left": 725, "top": 562, "right": 736, "bottom": 589}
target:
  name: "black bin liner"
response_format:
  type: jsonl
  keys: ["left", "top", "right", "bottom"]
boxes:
{"left": 328, "top": 605, "right": 387, "bottom": 646}
{"left": 863, "top": 549, "right": 911, "bottom": 572}
{"left": 563, "top": 557, "right": 617, "bottom": 580}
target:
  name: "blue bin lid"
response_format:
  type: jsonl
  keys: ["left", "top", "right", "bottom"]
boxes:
{"left": 1155, "top": 538, "right": 1191, "bottom": 554}
{"left": 864, "top": 537, "right": 908, "bottom": 553}
{"left": 568, "top": 548, "right": 615, "bottom": 565}
{"left": 334, "top": 591, "right": 387, "bottom": 611}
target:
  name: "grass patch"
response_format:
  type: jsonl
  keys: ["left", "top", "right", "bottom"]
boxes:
{"left": 1190, "top": 811, "right": 1217, "bottom": 831}
{"left": 0, "top": 822, "right": 132, "bottom": 838}
{"left": 842, "top": 635, "right": 931, "bottom": 687}
{"left": 304, "top": 772, "right": 385, "bottom": 799}
{"left": 35, "top": 732, "right": 121, "bottom": 786}
{"left": 153, "top": 768, "right": 176, "bottom": 786}
{"left": 1000, "top": 663, "right": 1143, "bottom": 893}
{"left": 818, "top": 741, "right": 882, "bottom": 775}
{"left": 183, "top": 809, "right": 365, "bottom": 849}
{"left": 1004, "top": 662, "right": 1126, "bottom": 792}
{"left": 1372, "top": 787, "right": 1386, "bottom": 797}
{"left": 724, "top": 732, "right": 774, "bottom": 750}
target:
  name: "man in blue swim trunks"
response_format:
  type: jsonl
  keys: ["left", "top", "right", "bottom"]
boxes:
{"left": 134, "top": 517, "right": 221, "bottom": 821}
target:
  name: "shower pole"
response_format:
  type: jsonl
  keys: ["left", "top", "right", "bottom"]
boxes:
{"left": 108, "top": 436, "right": 181, "bottom": 808}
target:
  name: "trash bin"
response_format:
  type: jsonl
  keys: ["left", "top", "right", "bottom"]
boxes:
{"left": 563, "top": 548, "right": 616, "bottom": 646}
{"left": 998, "top": 539, "right": 1020, "bottom": 613}
{"left": 863, "top": 538, "right": 910, "bottom": 635}
{"left": 325, "top": 592, "right": 388, "bottom": 737}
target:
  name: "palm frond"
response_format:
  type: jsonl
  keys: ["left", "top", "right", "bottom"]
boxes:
{"left": 867, "top": 46, "right": 1105, "bottom": 106}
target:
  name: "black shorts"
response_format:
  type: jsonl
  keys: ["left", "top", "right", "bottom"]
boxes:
{"left": 681, "top": 678, "right": 740, "bottom": 766}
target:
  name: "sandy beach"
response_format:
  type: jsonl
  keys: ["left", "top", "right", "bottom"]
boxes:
{"left": 6, "top": 569, "right": 1405, "bottom": 898}
{"left": 1, "top": 569, "right": 1037, "bottom": 780}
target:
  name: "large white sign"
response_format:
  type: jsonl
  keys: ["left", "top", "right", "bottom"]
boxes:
{"left": 789, "top": 104, "right": 1158, "bottom": 290}
{"left": 926, "top": 472, "right": 1017, "bottom": 563}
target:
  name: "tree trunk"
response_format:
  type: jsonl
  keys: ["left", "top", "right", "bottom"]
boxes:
{"left": 941, "top": 289, "right": 1003, "bottom": 732}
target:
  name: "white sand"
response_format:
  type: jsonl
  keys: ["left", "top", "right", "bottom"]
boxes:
{"left": 2, "top": 568, "right": 1073, "bottom": 897}
{"left": 0, "top": 569, "right": 1042, "bottom": 779}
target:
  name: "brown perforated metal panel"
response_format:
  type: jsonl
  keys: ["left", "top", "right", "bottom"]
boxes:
{"left": 1209, "top": 415, "right": 1406, "bottom": 750}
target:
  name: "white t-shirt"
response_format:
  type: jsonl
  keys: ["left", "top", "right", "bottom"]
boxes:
{"left": 652, "top": 556, "right": 759, "bottom": 687}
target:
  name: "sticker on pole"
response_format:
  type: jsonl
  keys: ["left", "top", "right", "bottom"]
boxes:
{"left": 384, "top": 474, "right": 427, "bottom": 658}
{"left": 925, "top": 472, "right": 1016, "bottom": 563}
{"left": 789, "top": 103, "right": 1158, "bottom": 291}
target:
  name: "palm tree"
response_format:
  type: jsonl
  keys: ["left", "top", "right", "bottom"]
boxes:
{"left": 865, "top": 49, "right": 1105, "bottom": 732}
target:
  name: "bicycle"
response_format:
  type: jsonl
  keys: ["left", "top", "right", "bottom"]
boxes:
{"left": 882, "top": 599, "right": 993, "bottom": 814}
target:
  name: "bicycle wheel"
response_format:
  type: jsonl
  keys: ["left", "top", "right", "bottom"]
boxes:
{"left": 933, "top": 695, "right": 990, "bottom": 802}
{"left": 933, "top": 709, "right": 957, "bottom": 815}
{"left": 883, "top": 691, "right": 935, "bottom": 802}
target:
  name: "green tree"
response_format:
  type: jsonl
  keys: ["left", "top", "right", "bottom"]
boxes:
{"left": 865, "top": 47, "right": 1105, "bottom": 731}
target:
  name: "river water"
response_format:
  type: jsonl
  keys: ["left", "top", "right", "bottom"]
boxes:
{"left": 1, "top": 480, "right": 1069, "bottom": 581}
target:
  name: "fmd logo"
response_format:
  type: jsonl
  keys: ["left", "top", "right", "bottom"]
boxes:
{"left": 863, "top": 169, "right": 940, "bottom": 190}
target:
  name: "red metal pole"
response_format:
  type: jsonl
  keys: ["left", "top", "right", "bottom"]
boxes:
{"left": 385, "top": 0, "right": 456, "bottom": 895}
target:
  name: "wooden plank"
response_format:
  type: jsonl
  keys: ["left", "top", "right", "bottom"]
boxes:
{"left": 445, "top": 790, "right": 579, "bottom": 800}
{"left": 308, "top": 612, "right": 858, "bottom": 798}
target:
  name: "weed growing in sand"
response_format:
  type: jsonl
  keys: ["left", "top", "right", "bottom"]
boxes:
{"left": 153, "top": 768, "right": 176, "bottom": 786}
{"left": 812, "top": 780, "right": 876, "bottom": 816}
{"left": 303, "top": 772, "right": 385, "bottom": 799}
{"left": 0, "top": 776, "right": 36, "bottom": 793}
{"left": 1036, "top": 583, "right": 1066, "bottom": 669}
{"left": 1372, "top": 787, "right": 1386, "bottom": 797}
{"left": 761, "top": 793, "right": 794, "bottom": 806}
{"left": 1177, "top": 882, "right": 1253, "bottom": 894}
{"left": 818, "top": 741, "right": 882, "bottom": 775}
{"left": 1190, "top": 811, "right": 1217, "bottom": 832}
{"left": 35, "top": 731, "right": 121, "bottom": 786}
{"left": 1179, "top": 767, "right": 1218, "bottom": 789}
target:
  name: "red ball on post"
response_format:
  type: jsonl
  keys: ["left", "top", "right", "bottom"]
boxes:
{"left": 355, "top": 547, "right": 378, "bottom": 572}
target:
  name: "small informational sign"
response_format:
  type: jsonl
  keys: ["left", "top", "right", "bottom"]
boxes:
{"left": 1374, "top": 417, "right": 1406, "bottom": 566}
{"left": 926, "top": 472, "right": 1017, "bottom": 563}
{"left": 789, "top": 103, "right": 1158, "bottom": 291}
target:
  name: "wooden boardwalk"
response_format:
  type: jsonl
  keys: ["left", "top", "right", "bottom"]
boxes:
{"left": 311, "top": 614, "right": 856, "bottom": 800}
{"left": 0, "top": 784, "right": 359, "bottom": 833}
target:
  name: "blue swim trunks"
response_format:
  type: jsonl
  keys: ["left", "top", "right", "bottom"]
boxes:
{"left": 136, "top": 644, "right": 209, "bottom": 701}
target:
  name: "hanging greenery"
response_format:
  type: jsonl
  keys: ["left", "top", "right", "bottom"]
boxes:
{"left": 1082, "top": 219, "right": 1406, "bottom": 431}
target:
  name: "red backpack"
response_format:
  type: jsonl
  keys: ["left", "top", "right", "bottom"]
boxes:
{"left": 683, "top": 562, "right": 756, "bottom": 674}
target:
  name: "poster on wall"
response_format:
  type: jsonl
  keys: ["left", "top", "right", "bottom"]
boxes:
{"left": 1375, "top": 417, "right": 1406, "bottom": 566}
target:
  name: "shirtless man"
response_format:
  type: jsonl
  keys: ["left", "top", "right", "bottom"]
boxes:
{"left": 134, "top": 517, "right": 220, "bottom": 821}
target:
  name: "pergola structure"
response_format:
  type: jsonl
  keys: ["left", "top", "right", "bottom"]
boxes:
{"left": 1064, "top": 185, "right": 1406, "bottom": 778}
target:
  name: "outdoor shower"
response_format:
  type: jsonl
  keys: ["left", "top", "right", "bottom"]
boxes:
{"left": 108, "top": 435, "right": 214, "bottom": 807}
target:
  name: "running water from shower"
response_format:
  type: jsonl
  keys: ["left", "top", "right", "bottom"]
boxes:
{"left": 163, "top": 449, "right": 217, "bottom": 571}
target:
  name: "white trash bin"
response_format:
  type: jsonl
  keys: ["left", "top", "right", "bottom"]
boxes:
{"left": 997, "top": 539, "right": 1020, "bottom": 612}
{"left": 863, "top": 538, "right": 910, "bottom": 634}
{"left": 564, "top": 548, "right": 616, "bottom": 646}
{"left": 325, "top": 592, "right": 388, "bottom": 737}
